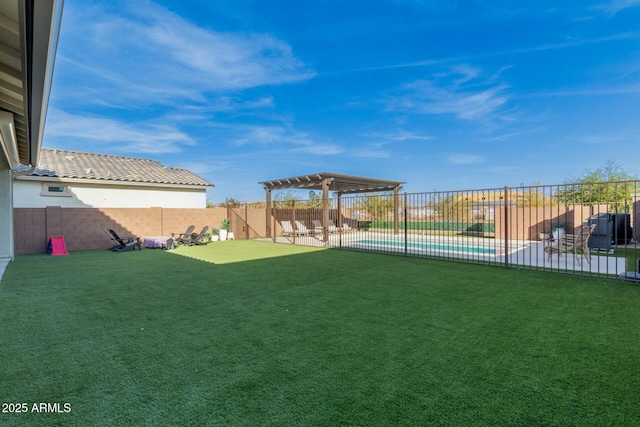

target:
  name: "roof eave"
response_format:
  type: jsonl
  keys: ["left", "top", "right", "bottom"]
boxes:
{"left": 14, "top": 174, "right": 213, "bottom": 189}
{"left": 24, "top": 0, "right": 64, "bottom": 167}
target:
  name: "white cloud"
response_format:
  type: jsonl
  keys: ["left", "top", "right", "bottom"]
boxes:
{"left": 231, "top": 125, "right": 289, "bottom": 147}
{"left": 292, "top": 144, "right": 345, "bottom": 155}
{"left": 448, "top": 154, "right": 487, "bottom": 165}
{"left": 350, "top": 147, "right": 391, "bottom": 158}
{"left": 203, "top": 122, "right": 345, "bottom": 156}
{"left": 388, "top": 66, "right": 510, "bottom": 122}
{"left": 572, "top": 133, "right": 640, "bottom": 144}
{"left": 363, "top": 129, "right": 433, "bottom": 142}
{"left": 44, "top": 109, "right": 195, "bottom": 154}
{"left": 482, "top": 127, "right": 545, "bottom": 142}
{"left": 594, "top": 0, "right": 640, "bottom": 14}
{"left": 56, "top": 0, "right": 315, "bottom": 107}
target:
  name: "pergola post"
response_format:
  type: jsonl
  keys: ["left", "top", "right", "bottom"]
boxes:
{"left": 265, "top": 187, "right": 271, "bottom": 238}
{"left": 322, "top": 178, "right": 330, "bottom": 243}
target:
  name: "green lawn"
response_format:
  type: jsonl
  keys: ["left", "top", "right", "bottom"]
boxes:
{"left": 2, "top": 240, "right": 640, "bottom": 426}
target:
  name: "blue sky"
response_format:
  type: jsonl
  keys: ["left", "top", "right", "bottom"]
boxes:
{"left": 44, "top": 0, "right": 640, "bottom": 203}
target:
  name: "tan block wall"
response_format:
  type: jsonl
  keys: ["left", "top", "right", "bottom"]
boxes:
{"left": 228, "top": 207, "right": 267, "bottom": 240}
{"left": 494, "top": 204, "right": 617, "bottom": 241}
{"left": 13, "top": 208, "right": 47, "bottom": 254}
{"left": 13, "top": 206, "right": 261, "bottom": 255}
{"left": 162, "top": 208, "right": 226, "bottom": 237}
{"left": 495, "top": 206, "right": 573, "bottom": 241}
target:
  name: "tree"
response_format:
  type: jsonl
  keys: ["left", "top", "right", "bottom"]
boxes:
{"left": 558, "top": 160, "right": 637, "bottom": 211}
{"left": 567, "top": 159, "right": 636, "bottom": 184}
{"left": 513, "top": 186, "right": 553, "bottom": 207}
{"left": 273, "top": 191, "right": 301, "bottom": 208}
{"left": 361, "top": 193, "right": 395, "bottom": 221}
{"left": 303, "top": 192, "right": 323, "bottom": 209}
{"left": 433, "top": 193, "right": 470, "bottom": 222}
{"left": 219, "top": 197, "right": 242, "bottom": 208}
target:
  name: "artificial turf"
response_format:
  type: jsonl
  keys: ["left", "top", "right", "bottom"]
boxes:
{"left": 1, "top": 240, "right": 640, "bottom": 426}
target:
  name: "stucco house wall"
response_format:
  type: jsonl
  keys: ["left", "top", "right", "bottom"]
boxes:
{"left": 13, "top": 178, "right": 207, "bottom": 208}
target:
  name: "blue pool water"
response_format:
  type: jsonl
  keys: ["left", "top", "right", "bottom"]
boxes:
{"left": 357, "top": 239, "right": 497, "bottom": 255}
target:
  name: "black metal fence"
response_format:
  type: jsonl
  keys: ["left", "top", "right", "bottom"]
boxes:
{"left": 269, "top": 181, "right": 640, "bottom": 278}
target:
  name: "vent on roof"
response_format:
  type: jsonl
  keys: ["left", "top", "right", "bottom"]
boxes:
{"left": 65, "top": 155, "right": 74, "bottom": 161}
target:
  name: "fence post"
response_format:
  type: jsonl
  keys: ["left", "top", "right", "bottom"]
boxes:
{"left": 394, "top": 187, "right": 400, "bottom": 235}
{"left": 245, "top": 203, "right": 249, "bottom": 240}
{"left": 404, "top": 193, "right": 408, "bottom": 256}
{"left": 504, "top": 186, "right": 509, "bottom": 269}
{"left": 272, "top": 204, "right": 276, "bottom": 243}
{"left": 292, "top": 200, "right": 296, "bottom": 245}
{"left": 337, "top": 195, "right": 343, "bottom": 248}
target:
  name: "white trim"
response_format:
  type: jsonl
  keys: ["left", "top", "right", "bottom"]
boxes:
{"left": 28, "top": 0, "right": 65, "bottom": 166}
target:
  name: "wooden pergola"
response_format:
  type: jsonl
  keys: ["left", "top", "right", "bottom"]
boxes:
{"left": 260, "top": 172, "right": 404, "bottom": 242}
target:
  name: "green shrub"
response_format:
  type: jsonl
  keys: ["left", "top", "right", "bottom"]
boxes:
{"left": 369, "top": 221, "right": 495, "bottom": 233}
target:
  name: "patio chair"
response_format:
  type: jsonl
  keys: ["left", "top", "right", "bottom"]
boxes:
{"left": 105, "top": 229, "right": 141, "bottom": 252}
{"left": 295, "top": 221, "right": 312, "bottom": 236}
{"left": 312, "top": 219, "right": 324, "bottom": 234}
{"left": 313, "top": 219, "right": 339, "bottom": 234}
{"left": 172, "top": 225, "right": 196, "bottom": 246}
{"left": 281, "top": 221, "right": 295, "bottom": 237}
{"left": 544, "top": 224, "right": 596, "bottom": 266}
{"left": 190, "top": 226, "right": 210, "bottom": 245}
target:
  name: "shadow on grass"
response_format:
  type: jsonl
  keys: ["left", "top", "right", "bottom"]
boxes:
{"left": 2, "top": 241, "right": 640, "bottom": 426}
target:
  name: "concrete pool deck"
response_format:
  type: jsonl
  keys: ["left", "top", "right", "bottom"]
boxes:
{"left": 259, "top": 231, "right": 628, "bottom": 275}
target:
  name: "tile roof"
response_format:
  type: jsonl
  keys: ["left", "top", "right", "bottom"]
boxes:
{"left": 17, "top": 149, "right": 213, "bottom": 187}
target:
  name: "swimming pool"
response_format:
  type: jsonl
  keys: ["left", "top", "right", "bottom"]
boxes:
{"left": 356, "top": 238, "right": 498, "bottom": 255}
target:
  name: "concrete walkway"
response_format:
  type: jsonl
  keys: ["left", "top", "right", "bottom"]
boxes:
{"left": 259, "top": 231, "right": 629, "bottom": 276}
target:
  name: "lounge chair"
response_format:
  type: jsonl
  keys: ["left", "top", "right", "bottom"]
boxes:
{"left": 295, "top": 221, "right": 312, "bottom": 236}
{"left": 281, "top": 220, "right": 295, "bottom": 237}
{"left": 544, "top": 224, "right": 596, "bottom": 265}
{"left": 312, "top": 220, "right": 324, "bottom": 234}
{"left": 172, "top": 225, "right": 196, "bottom": 246}
{"left": 313, "top": 219, "right": 339, "bottom": 234}
{"left": 105, "top": 229, "right": 141, "bottom": 252}
{"left": 190, "top": 226, "right": 210, "bottom": 245}
{"left": 342, "top": 223, "right": 354, "bottom": 233}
